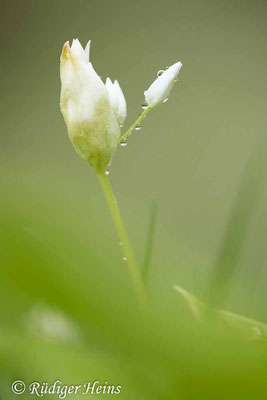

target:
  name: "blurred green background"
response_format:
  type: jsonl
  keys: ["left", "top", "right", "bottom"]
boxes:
{"left": 1, "top": 0, "right": 267, "bottom": 398}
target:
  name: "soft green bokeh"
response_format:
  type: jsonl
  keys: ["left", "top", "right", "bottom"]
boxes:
{"left": 1, "top": 0, "right": 267, "bottom": 398}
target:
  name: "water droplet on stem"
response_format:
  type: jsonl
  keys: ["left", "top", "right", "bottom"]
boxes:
{"left": 120, "top": 138, "right": 127, "bottom": 147}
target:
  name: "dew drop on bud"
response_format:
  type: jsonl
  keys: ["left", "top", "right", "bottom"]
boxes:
{"left": 120, "top": 138, "right": 127, "bottom": 147}
{"left": 105, "top": 168, "right": 110, "bottom": 175}
{"left": 157, "top": 69, "right": 164, "bottom": 77}
{"left": 135, "top": 123, "right": 141, "bottom": 131}
{"left": 141, "top": 103, "right": 148, "bottom": 110}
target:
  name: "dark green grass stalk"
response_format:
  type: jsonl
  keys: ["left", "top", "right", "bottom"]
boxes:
{"left": 208, "top": 141, "right": 266, "bottom": 308}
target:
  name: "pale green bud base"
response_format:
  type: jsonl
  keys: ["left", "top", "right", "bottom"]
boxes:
{"left": 64, "top": 99, "right": 120, "bottom": 173}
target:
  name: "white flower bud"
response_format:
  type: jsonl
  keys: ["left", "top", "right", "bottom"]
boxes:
{"left": 144, "top": 62, "right": 182, "bottom": 108}
{"left": 105, "top": 78, "right": 127, "bottom": 126}
{"left": 60, "top": 39, "right": 120, "bottom": 172}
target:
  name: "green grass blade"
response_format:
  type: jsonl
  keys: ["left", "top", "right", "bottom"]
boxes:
{"left": 142, "top": 198, "right": 157, "bottom": 286}
{"left": 208, "top": 143, "right": 265, "bottom": 307}
{"left": 174, "top": 285, "right": 267, "bottom": 340}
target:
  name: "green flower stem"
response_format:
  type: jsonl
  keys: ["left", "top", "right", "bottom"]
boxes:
{"left": 97, "top": 171, "right": 147, "bottom": 309}
{"left": 118, "top": 107, "right": 151, "bottom": 144}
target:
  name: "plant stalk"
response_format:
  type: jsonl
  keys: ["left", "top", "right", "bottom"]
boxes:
{"left": 118, "top": 107, "right": 151, "bottom": 144}
{"left": 97, "top": 171, "right": 147, "bottom": 309}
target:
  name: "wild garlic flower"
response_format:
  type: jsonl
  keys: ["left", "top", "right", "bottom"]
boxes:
{"left": 144, "top": 62, "right": 182, "bottom": 108}
{"left": 105, "top": 78, "right": 127, "bottom": 126}
{"left": 60, "top": 39, "right": 122, "bottom": 173}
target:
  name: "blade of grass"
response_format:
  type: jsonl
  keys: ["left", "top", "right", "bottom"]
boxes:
{"left": 174, "top": 285, "right": 267, "bottom": 340}
{"left": 142, "top": 198, "right": 157, "bottom": 286}
{"left": 208, "top": 142, "right": 265, "bottom": 308}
